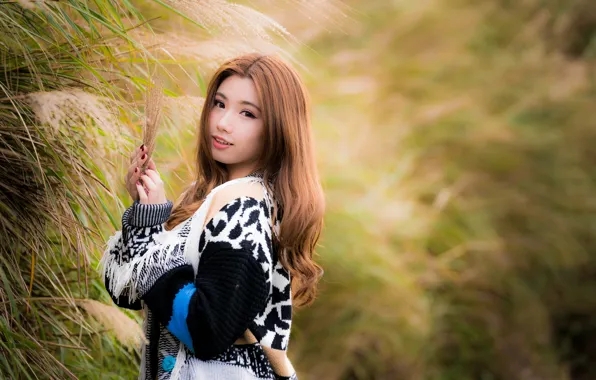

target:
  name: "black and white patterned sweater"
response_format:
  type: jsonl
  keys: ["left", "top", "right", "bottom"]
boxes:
{"left": 100, "top": 177, "right": 295, "bottom": 379}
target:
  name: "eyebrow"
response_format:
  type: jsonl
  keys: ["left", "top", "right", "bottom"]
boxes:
{"left": 215, "top": 92, "right": 261, "bottom": 113}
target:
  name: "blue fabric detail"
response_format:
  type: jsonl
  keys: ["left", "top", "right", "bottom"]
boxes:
{"left": 162, "top": 355, "right": 176, "bottom": 372}
{"left": 167, "top": 282, "right": 196, "bottom": 353}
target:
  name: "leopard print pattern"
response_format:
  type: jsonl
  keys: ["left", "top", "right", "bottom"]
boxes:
{"left": 197, "top": 191, "right": 292, "bottom": 351}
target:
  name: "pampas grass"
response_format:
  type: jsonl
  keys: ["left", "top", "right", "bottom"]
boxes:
{"left": 141, "top": 76, "right": 164, "bottom": 173}
{"left": 126, "top": 29, "right": 291, "bottom": 72}
{"left": 163, "top": 0, "right": 291, "bottom": 41}
{"left": 78, "top": 300, "right": 146, "bottom": 348}
{"left": 24, "top": 89, "right": 128, "bottom": 147}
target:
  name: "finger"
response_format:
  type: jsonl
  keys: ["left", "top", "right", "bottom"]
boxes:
{"left": 130, "top": 153, "right": 148, "bottom": 173}
{"left": 145, "top": 169, "right": 162, "bottom": 184}
{"left": 137, "top": 153, "right": 149, "bottom": 170}
{"left": 127, "top": 165, "right": 142, "bottom": 185}
{"left": 147, "top": 158, "right": 157, "bottom": 171}
{"left": 127, "top": 163, "right": 138, "bottom": 177}
{"left": 129, "top": 145, "right": 143, "bottom": 164}
{"left": 140, "top": 174, "right": 156, "bottom": 190}
{"left": 129, "top": 145, "right": 146, "bottom": 164}
{"left": 136, "top": 181, "right": 148, "bottom": 204}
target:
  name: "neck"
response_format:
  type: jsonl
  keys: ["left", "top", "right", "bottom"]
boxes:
{"left": 226, "top": 163, "right": 260, "bottom": 181}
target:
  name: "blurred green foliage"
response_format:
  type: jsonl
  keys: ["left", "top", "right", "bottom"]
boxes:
{"left": 289, "top": 0, "right": 596, "bottom": 379}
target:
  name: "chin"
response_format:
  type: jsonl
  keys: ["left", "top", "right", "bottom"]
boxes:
{"left": 212, "top": 156, "right": 231, "bottom": 165}
{"left": 211, "top": 153, "right": 234, "bottom": 165}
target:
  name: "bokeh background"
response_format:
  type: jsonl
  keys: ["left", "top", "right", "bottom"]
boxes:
{"left": 1, "top": 0, "right": 596, "bottom": 379}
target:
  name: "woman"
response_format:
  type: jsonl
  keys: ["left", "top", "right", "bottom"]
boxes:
{"left": 100, "top": 53, "right": 325, "bottom": 380}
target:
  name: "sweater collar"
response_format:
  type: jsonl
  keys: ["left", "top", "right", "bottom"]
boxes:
{"left": 246, "top": 169, "right": 264, "bottom": 179}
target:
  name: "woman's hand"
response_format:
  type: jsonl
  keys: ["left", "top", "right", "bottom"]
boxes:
{"left": 126, "top": 144, "right": 155, "bottom": 201}
{"left": 136, "top": 169, "right": 168, "bottom": 205}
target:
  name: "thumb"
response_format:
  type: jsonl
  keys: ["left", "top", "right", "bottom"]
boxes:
{"left": 136, "top": 181, "right": 148, "bottom": 204}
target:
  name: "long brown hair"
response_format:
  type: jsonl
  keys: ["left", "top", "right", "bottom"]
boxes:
{"left": 164, "top": 53, "right": 325, "bottom": 307}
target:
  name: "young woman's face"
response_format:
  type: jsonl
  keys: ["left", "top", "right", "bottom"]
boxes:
{"left": 208, "top": 75, "right": 265, "bottom": 175}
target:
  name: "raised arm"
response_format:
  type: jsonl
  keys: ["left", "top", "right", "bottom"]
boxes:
{"left": 100, "top": 199, "right": 174, "bottom": 309}
{"left": 101, "top": 145, "right": 174, "bottom": 309}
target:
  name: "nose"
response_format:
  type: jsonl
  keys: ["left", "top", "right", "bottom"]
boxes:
{"left": 216, "top": 111, "right": 232, "bottom": 133}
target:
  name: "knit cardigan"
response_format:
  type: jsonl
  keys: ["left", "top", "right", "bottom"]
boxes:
{"left": 99, "top": 176, "right": 294, "bottom": 379}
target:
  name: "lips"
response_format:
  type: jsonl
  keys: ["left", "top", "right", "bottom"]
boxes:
{"left": 212, "top": 136, "right": 233, "bottom": 150}
{"left": 213, "top": 135, "right": 232, "bottom": 145}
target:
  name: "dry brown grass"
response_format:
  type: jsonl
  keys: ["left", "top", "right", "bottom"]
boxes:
{"left": 141, "top": 76, "right": 164, "bottom": 173}
{"left": 127, "top": 29, "right": 289, "bottom": 71}
{"left": 78, "top": 299, "right": 146, "bottom": 348}
{"left": 24, "top": 89, "right": 128, "bottom": 148}
{"left": 164, "top": 0, "right": 290, "bottom": 41}
{"left": 163, "top": 95, "right": 204, "bottom": 124}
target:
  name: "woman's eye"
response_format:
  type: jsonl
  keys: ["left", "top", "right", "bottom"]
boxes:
{"left": 213, "top": 100, "right": 254, "bottom": 118}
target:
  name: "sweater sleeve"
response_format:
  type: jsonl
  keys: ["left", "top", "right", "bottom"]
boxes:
{"left": 100, "top": 200, "right": 174, "bottom": 309}
{"left": 140, "top": 196, "right": 272, "bottom": 360}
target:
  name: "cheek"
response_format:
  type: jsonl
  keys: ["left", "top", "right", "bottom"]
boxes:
{"left": 240, "top": 122, "right": 262, "bottom": 142}
{"left": 208, "top": 111, "right": 217, "bottom": 127}
{"left": 250, "top": 126, "right": 265, "bottom": 153}
{"left": 236, "top": 126, "right": 263, "bottom": 156}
